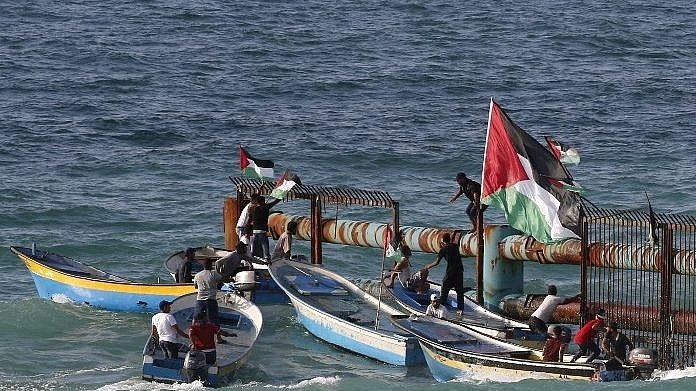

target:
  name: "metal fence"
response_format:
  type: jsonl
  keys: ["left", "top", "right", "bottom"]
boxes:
{"left": 582, "top": 204, "right": 696, "bottom": 370}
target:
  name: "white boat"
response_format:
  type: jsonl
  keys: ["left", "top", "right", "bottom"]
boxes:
{"left": 142, "top": 291, "right": 263, "bottom": 387}
{"left": 268, "top": 258, "right": 424, "bottom": 366}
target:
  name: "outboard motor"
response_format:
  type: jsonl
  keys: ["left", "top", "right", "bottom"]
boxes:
{"left": 233, "top": 268, "right": 256, "bottom": 291}
{"left": 626, "top": 347, "right": 658, "bottom": 379}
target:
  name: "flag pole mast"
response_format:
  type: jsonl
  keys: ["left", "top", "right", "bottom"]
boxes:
{"left": 476, "top": 98, "right": 494, "bottom": 305}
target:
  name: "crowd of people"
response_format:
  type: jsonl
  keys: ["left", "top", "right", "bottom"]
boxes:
{"left": 155, "top": 177, "right": 637, "bottom": 373}
{"left": 152, "top": 193, "right": 298, "bottom": 372}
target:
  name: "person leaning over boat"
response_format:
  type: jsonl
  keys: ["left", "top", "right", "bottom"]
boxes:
{"left": 271, "top": 220, "right": 297, "bottom": 261}
{"left": 385, "top": 244, "right": 413, "bottom": 288}
{"left": 193, "top": 259, "right": 224, "bottom": 341}
{"left": 236, "top": 193, "right": 259, "bottom": 238}
{"left": 528, "top": 285, "right": 581, "bottom": 334}
{"left": 570, "top": 309, "right": 607, "bottom": 363}
{"left": 424, "top": 233, "right": 464, "bottom": 315}
{"left": 449, "top": 172, "right": 487, "bottom": 233}
{"left": 248, "top": 196, "right": 281, "bottom": 260}
{"left": 176, "top": 247, "right": 196, "bottom": 283}
{"left": 215, "top": 242, "right": 254, "bottom": 283}
{"left": 189, "top": 311, "right": 237, "bottom": 365}
{"left": 601, "top": 321, "right": 634, "bottom": 366}
{"left": 151, "top": 300, "right": 189, "bottom": 359}
{"left": 425, "top": 293, "right": 449, "bottom": 319}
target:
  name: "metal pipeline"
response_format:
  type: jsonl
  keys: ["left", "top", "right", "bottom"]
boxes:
{"left": 270, "top": 213, "right": 696, "bottom": 275}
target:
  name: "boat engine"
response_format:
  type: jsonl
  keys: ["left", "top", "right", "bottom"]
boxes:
{"left": 233, "top": 270, "right": 256, "bottom": 291}
{"left": 626, "top": 347, "right": 658, "bottom": 379}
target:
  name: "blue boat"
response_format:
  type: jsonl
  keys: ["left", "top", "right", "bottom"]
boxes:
{"left": 384, "top": 276, "right": 545, "bottom": 347}
{"left": 268, "top": 258, "right": 425, "bottom": 366}
{"left": 11, "top": 245, "right": 195, "bottom": 312}
{"left": 391, "top": 314, "right": 655, "bottom": 382}
{"left": 142, "top": 292, "right": 263, "bottom": 387}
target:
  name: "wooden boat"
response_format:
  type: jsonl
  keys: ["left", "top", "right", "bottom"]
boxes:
{"left": 390, "top": 314, "right": 600, "bottom": 382}
{"left": 142, "top": 291, "right": 262, "bottom": 387}
{"left": 164, "top": 246, "right": 287, "bottom": 305}
{"left": 11, "top": 245, "right": 194, "bottom": 312}
{"left": 268, "top": 258, "right": 425, "bottom": 366}
{"left": 384, "top": 277, "right": 545, "bottom": 347}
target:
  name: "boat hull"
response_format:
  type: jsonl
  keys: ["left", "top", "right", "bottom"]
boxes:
{"left": 142, "top": 292, "right": 262, "bottom": 387}
{"left": 269, "top": 259, "right": 424, "bottom": 366}
{"left": 12, "top": 246, "right": 194, "bottom": 312}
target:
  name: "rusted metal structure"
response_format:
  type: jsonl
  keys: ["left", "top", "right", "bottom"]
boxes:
{"left": 582, "top": 204, "right": 696, "bottom": 370}
{"left": 226, "top": 177, "right": 398, "bottom": 264}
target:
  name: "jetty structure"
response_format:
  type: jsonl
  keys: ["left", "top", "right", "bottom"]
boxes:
{"left": 222, "top": 178, "right": 696, "bottom": 372}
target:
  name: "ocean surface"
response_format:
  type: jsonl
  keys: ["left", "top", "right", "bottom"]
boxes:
{"left": 2, "top": 1, "right": 696, "bottom": 390}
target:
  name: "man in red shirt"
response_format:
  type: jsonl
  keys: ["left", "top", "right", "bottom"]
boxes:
{"left": 188, "top": 312, "right": 237, "bottom": 365}
{"left": 570, "top": 309, "right": 607, "bottom": 363}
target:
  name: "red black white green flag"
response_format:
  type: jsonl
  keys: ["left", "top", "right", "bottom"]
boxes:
{"left": 481, "top": 100, "right": 581, "bottom": 243}
{"left": 239, "top": 146, "right": 274, "bottom": 180}
{"left": 545, "top": 135, "right": 580, "bottom": 165}
{"left": 270, "top": 169, "right": 302, "bottom": 199}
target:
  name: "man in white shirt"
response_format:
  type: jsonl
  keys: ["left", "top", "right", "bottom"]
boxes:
{"left": 151, "top": 300, "right": 189, "bottom": 358}
{"left": 425, "top": 293, "right": 448, "bottom": 319}
{"left": 529, "top": 285, "right": 581, "bottom": 334}
{"left": 271, "top": 221, "right": 298, "bottom": 261}
{"left": 236, "top": 194, "right": 258, "bottom": 238}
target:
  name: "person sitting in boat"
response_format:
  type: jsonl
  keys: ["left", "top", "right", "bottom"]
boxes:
{"left": 271, "top": 221, "right": 298, "bottom": 261}
{"left": 151, "top": 300, "right": 189, "bottom": 359}
{"left": 570, "top": 309, "right": 607, "bottom": 363}
{"left": 386, "top": 244, "right": 413, "bottom": 288}
{"left": 601, "top": 321, "right": 634, "bottom": 369}
{"left": 189, "top": 311, "right": 237, "bottom": 365}
{"left": 407, "top": 267, "right": 429, "bottom": 294}
{"left": 542, "top": 325, "right": 569, "bottom": 362}
{"left": 215, "top": 242, "right": 255, "bottom": 283}
{"left": 528, "top": 285, "right": 581, "bottom": 335}
{"left": 193, "top": 259, "right": 224, "bottom": 341}
{"left": 425, "top": 293, "right": 449, "bottom": 319}
{"left": 176, "top": 247, "right": 196, "bottom": 283}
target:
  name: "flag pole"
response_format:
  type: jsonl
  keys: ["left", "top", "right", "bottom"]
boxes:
{"left": 476, "top": 98, "right": 493, "bottom": 305}
{"left": 375, "top": 225, "right": 390, "bottom": 330}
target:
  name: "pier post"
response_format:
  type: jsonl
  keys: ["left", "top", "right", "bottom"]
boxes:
{"left": 482, "top": 225, "right": 523, "bottom": 310}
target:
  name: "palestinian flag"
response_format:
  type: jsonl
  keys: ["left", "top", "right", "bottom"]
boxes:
{"left": 239, "top": 146, "right": 274, "bottom": 180}
{"left": 481, "top": 99, "right": 581, "bottom": 243}
{"left": 270, "top": 170, "right": 302, "bottom": 199}
{"left": 545, "top": 135, "right": 580, "bottom": 165}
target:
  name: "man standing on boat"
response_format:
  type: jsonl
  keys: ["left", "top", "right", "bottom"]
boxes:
{"left": 449, "top": 172, "right": 487, "bottom": 233}
{"left": 249, "top": 196, "right": 281, "bottom": 260}
{"left": 151, "top": 300, "right": 189, "bottom": 359}
{"left": 528, "top": 285, "right": 581, "bottom": 334}
{"left": 570, "top": 309, "right": 607, "bottom": 363}
{"left": 424, "top": 233, "right": 464, "bottom": 315}
{"left": 193, "top": 259, "right": 224, "bottom": 342}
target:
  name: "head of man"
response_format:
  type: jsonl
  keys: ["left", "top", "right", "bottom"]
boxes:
{"left": 184, "top": 247, "right": 195, "bottom": 261}
{"left": 596, "top": 308, "right": 607, "bottom": 320}
{"left": 203, "top": 259, "right": 214, "bottom": 270}
{"left": 547, "top": 285, "right": 558, "bottom": 295}
{"left": 194, "top": 311, "right": 208, "bottom": 324}
{"left": 430, "top": 293, "right": 441, "bottom": 307}
{"left": 287, "top": 221, "right": 298, "bottom": 235}
{"left": 159, "top": 300, "right": 173, "bottom": 313}
{"left": 441, "top": 233, "right": 452, "bottom": 245}
{"left": 455, "top": 172, "right": 467, "bottom": 185}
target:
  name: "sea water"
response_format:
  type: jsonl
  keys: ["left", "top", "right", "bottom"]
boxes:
{"left": 1, "top": 1, "right": 695, "bottom": 390}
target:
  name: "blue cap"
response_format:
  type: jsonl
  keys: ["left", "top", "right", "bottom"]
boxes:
{"left": 159, "top": 300, "right": 172, "bottom": 310}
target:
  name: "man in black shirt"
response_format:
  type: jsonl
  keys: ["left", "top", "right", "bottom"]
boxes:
{"left": 450, "top": 172, "right": 488, "bottom": 233}
{"left": 425, "top": 233, "right": 464, "bottom": 313}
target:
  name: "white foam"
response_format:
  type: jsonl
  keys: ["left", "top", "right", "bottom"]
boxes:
{"left": 50, "top": 293, "right": 75, "bottom": 304}
{"left": 91, "top": 379, "right": 207, "bottom": 391}
{"left": 651, "top": 366, "right": 696, "bottom": 381}
{"left": 259, "top": 376, "right": 341, "bottom": 389}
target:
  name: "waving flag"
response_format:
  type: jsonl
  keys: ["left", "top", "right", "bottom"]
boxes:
{"left": 270, "top": 170, "right": 302, "bottom": 199}
{"left": 482, "top": 99, "right": 581, "bottom": 243}
{"left": 239, "top": 146, "right": 274, "bottom": 180}
{"left": 384, "top": 227, "right": 395, "bottom": 258}
{"left": 545, "top": 136, "right": 580, "bottom": 165}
